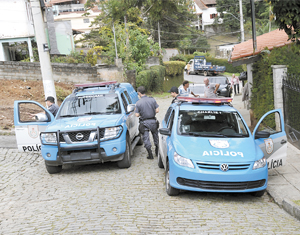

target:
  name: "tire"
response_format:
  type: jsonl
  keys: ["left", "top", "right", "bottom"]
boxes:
{"left": 165, "top": 161, "right": 179, "bottom": 196}
{"left": 203, "top": 71, "right": 208, "bottom": 76}
{"left": 117, "top": 138, "right": 131, "bottom": 168}
{"left": 137, "top": 133, "right": 143, "bottom": 145}
{"left": 45, "top": 162, "right": 62, "bottom": 174}
{"left": 157, "top": 150, "right": 164, "bottom": 169}
{"left": 251, "top": 189, "right": 266, "bottom": 197}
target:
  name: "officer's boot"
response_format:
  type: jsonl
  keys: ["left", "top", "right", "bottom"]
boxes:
{"left": 146, "top": 148, "right": 154, "bottom": 159}
{"left": 155, "top": 145, "right": 159, "bottom": 157}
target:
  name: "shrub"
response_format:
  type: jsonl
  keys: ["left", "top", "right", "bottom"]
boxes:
{"left": 136, "top": 65, "right": 165, "bottom": 92}
{"left": 163, "top": 61, "right": 186, "bottom": 76}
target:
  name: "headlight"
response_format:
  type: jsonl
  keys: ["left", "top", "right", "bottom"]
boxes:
{"left": 174, "top": 152, "right": 194, "bottom": 168}
{"left": 40, "top": 132, "right": 57, "bottom": 145}
{"left": 253, "top": 156, "right": 266, "bottom": 170}
{"left": 102, "top": 126, "right": 122, "bottom": 140}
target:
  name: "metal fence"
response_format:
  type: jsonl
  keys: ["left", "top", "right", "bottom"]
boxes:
{"left": 282, "top": 74, "right": 300, "bottom": 149}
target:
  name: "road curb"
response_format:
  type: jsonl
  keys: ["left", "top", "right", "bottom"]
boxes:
{"left": 0, "top": 130, "right": 15, "bottom": 136}
{"left": 282, "top": 199, "right": 300, "bottom": 221}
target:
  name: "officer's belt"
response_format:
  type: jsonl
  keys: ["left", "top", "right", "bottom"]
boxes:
{"left": 141, "top": 117, "right": 156, "bottom": 121}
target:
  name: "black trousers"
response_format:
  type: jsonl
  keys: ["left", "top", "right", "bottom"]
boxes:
{"left": 233, "top": 84, "right": 240, "bottom": 94}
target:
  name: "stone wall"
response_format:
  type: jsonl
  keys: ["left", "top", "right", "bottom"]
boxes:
{"left": 0, "top": 61, "right": 100, "bottom": 83}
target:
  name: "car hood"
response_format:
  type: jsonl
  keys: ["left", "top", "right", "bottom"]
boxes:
{"left": 173, "top": 135, "right": 262, "bottom": 163}
{"left": 46, "top": 114, "right": 123, "bottom": 132}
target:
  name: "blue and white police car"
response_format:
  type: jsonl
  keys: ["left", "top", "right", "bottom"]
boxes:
{"left": 14, "top": 81, "right": 142, "bottom": 174}
{"left": 158, "top": 97, "right": 287, "bottom": 197}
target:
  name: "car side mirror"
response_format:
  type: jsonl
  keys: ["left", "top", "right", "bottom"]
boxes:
{"left": 127, "top": 104, "right": 135, "bottom": 113}
{"left": 159, "top": 128, "right": 171, "bottom": 136}
{"left": 255, "top": 131, "right": 270, "bottom": 139}
{"left": 35, "top": 113, "right": 49, "bottom": 122}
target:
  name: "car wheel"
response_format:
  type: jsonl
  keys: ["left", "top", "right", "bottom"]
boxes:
{"left": 137, "top": 133, "right": 143, "bottom": 145}
{"left": 117, "top": 138, "right": 131, "bottom": 168}
{"left": 203, "top": 71, "right": 208, "bottom": 76}
{"left": 251, "top": 189, "right": 266, "bottom": 197}
{"left": 45, "top": 162, "right": 62, "bottom": 174}
{"left": 157, "top": 150, "right": 164, "bottom": 169}
{"left": 165, "top": 162, "right": 179, "bottom": 196}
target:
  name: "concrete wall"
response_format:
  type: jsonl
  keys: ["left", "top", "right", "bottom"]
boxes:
{"left": 0, "top": 61, "right": 99, "bottom": 83}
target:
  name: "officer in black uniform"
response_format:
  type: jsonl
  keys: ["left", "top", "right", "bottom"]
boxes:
{"left": 135, "top": 86, "right": 159, "bottom": 159}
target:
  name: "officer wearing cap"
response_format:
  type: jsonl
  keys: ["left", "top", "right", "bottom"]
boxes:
{"left": 135, "top": 86, "right": 159, "bottom": 160}
{"left": 45, "top": 96, "right": 59, "bottom": 117}
{"left": 168, "top": 86, "right": 179, "bottom": 103}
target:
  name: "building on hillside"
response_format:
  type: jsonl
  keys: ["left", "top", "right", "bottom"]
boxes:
{"left": 45, "top": 0, "right": 101, "bottom": 47}
{"left": 192, "top": 0, "right": 218, "bottom": 32}
{"left": 0, "top": 0, "right": 35, "bottom": 61}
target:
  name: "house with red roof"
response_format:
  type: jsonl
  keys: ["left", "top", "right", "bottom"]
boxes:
{"left": 193, "top": 0, "right": 218, "bottom": 31}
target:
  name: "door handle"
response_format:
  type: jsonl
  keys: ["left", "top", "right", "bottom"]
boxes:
{"left": 281, "top": 139, "right": 287, "bottom": 144}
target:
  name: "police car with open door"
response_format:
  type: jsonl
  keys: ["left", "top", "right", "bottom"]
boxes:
{"left": 158, "top": 97, "right": 287, "bottom": 197}
{"left": 14, "top": 81, "right": 142, "bottom": 174}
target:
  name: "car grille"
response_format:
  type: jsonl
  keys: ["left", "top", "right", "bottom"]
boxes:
{"left": 177, "top": 178, "right": 266, "bottom": 190}
{"left": 59, "top": 129, "right": 105, "bottom": 143}
{"left": 196, "top": 162, "right": 250, "bottom": 171}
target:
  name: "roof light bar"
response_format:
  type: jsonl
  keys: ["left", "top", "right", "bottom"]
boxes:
{"left": 177, "top": 96, "right": 233, "bottom": 104}
{"left": 74, "top": 81, "right": 117, "bottom": 88}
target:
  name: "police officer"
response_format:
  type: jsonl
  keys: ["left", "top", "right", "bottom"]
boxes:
{"left": 45, "top": 96, "right": 59, "bottom": 117}
{"left": 135, "top": 86, "right": 159, "bottom": 159}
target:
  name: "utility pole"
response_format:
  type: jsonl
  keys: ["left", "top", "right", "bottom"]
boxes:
{"left": 158, "top": 21, "right": 161, "bottom": 54}
{"left": 250, "top": 0, "right": 257, "bottom": 52}
{"left": 30, "top": 0, "right": 56, "bottom": 102}
{"left": 239, "top": 0, "right": 244, "bottom": 42}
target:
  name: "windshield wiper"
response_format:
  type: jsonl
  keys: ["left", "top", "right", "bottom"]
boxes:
{"left": 60, "top": 114, "right": 78, "bottom": 118}
{"left": 84, "top": 112, "right": 106, "bottom": 115}
{"left": 186, "top": 132, "right": 225, "bottom": 137}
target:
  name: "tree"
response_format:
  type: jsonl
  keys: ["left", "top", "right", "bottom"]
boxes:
{"left": 270, "top": 0, "right": 300, "bottom": 42}
{"left": 215, "top": 0, "right": 270, "bottom": 38}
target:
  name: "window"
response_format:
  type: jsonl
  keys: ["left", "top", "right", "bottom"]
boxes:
{"left": 164, "top": 107, "right": 173, "bottom": 124}
{"left": 19, "top": 103, "right": 49, "bottom": 123}
{"left": 168, "top": 111, "right": 175, "bottom": 131}
{"left": 210, "top": 14, "right": 217, "bottom": 19}
{"left": 256, "top": 112, "right": 281, "bottom": 135}
{"left": 124, "top": 91, "right": 132, "bottom": 104}
{"left": 83, "top": 18, "right": 90, "bottom": 23}
{"left": 121, "top": 93, "right": 128, "bottom": 112}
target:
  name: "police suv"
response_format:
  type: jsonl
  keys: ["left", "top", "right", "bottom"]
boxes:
{"left": 14, "top": 81, "right": 142, "bottom": 174}
{"left": 158, "top": 97, "right": 287, "bottom": 197}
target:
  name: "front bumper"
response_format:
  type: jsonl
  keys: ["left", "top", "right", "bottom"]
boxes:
{"left": 41, "top": 137, "right": 126, "bottom": 166}
{"left": 169, "top": 158, "right": 268, "bottom": 193}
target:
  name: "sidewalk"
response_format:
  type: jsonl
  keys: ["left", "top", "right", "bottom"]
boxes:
{"left": 232, "top": 92, "right": 300, "bottom": 221}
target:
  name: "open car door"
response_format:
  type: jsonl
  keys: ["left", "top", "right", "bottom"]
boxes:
{"left": 253, "top": 109, "right": 287, "bottom": 170}
{"left": 14, "top": 101, "right": 54, "bottom": 152}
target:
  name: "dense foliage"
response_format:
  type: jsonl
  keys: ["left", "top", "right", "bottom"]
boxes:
{"left": 136, "top": 65, "right": 165, "bottom": 92}
{"left": 163, "top": 61, "right": 186, "bottom": 77}
{"left": 270, "top": 0, "right": 300, "bottom": 42}
{"left": 215, "top": 0, "right": 276, "bottom": 39}
{"left": 251, "top": 43, "right": 300, "bottom": 123}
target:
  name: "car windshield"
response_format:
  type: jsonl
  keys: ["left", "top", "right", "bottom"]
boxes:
{"left": 209, "top": 77, "right": 227, "bottom": 85}
{"left": 178, "top": 110, "right": 249, "bottom": 138}
{"left": 57, "top": 93, "right": 121, "bottom": 118}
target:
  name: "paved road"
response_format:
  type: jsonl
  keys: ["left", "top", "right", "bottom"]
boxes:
{"left": 1, "top": 96, "right": 300, "bottom": 234}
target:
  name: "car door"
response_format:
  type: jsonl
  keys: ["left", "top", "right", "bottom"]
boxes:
{"left": 120, "top": 92, "right": 135, "bottom": 141}
{"left": 124, "top": 90, "right": 138, "bottom": 138}
{"left": 14, "top": 101, "right": 54, "bottom": 152}
{"left": 253, "top": 109, "right": 287, "bottom": 170}
{"left": 161, "top": 108, "right": 175, "bottom": 167}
